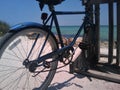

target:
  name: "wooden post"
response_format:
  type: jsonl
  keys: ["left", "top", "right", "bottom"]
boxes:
{"left": 108, "top": 2, "right": 114, "bottom": 64}
{"left": 90, "top": 0, "right": 117, "bottom": 4}
{"left": 95, "top": 4, "right": 100, "bottom": 63}
{"left": 116, "top": 0, "right": 120, "bottom": 65}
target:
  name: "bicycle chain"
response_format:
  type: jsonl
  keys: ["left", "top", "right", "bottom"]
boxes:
{"left": 32, "top": 47, "right": 76, "bottom": 77}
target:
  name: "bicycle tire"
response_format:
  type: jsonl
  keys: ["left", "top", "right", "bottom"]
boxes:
{"left": 0, "top": 27, "right": 58, "bottom": 90}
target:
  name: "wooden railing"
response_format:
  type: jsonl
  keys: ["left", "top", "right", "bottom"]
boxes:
{"left": 82, "top": 0, "right": 120, "bottom": 66}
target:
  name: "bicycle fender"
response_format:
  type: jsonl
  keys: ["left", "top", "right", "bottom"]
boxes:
{"left": 9, "top": 22, "right": 59, "bottom": 48}
{"left": 9, "top": 22, "right": 44, "bottom": 32}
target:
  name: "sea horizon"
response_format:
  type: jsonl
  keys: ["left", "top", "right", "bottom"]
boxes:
{"left": 52, "top": 25, "right": 117, "bottom": 41}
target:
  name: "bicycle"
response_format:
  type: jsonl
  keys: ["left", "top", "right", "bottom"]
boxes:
{"left": 0, "top": 0, "right": 96, "bottom": 90}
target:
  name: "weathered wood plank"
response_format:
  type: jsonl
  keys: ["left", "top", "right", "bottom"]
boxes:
{"left": 95, "top": 4, "right": 100, "bottom": 63}
{"left": 74, "top": 68, "right": 120, "bottom": 84}
{"left": 89, "top": 0, "right": 117, "bottom": 4}
{"left": 100, "top": 54, "right": 116, "bottom": 59}
{"left": 116, "top": 1, "right": 120, "bottom": 65}
{"left": 108, "top": 2, "right": 114, "bottom": 64}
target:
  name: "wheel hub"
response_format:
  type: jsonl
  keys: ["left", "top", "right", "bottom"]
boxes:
{"left": 23, "top": 59, "right": 38, "bottom": 73}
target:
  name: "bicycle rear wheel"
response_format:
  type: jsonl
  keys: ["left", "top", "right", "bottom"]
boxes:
{"left": 0, "top": 27, "right": 58, "bottom": 90}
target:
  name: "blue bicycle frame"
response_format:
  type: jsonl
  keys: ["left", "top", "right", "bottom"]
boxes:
{"left": 33, "top": 9, "right": 92, "bottom": 64}
{"left": 19, "top": 1, "right": 94, "bottom": 66}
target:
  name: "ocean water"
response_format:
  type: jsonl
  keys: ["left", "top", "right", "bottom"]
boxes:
{"left": 52, "top": 25, "right": 117, "bottom": 41}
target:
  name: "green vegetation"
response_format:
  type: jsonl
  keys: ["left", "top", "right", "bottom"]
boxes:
{"left": 0, "top": 21, "right": 9, "bottom": 36}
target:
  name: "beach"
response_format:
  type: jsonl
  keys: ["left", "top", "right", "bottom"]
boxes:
{"left": 48, "top": 64, "right": 120, "bottom": 90}
{"left": 48, "top": 47, "right": 120, "bottom": 90}
{"left": 48, "top": 34, "right": 120, "bottom": 90}
{"left": 0, "top": 33, "right": 120, "bottom": 90}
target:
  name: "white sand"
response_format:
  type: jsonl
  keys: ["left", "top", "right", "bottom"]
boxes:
{"left": 0, "top": 36, "right": 119, "bottom": 90}
{"left": 49, "top": 65, "right": 120, "bottom": 90}
{"left": 48, "top": 48, "right": 120, "bottom": 90}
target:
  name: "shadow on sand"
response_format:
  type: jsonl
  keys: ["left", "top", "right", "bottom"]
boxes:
{"left": 48, "top": 70, "right": 91, "bottom": 90}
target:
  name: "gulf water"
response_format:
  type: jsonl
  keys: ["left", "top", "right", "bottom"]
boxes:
{"left": 52, "top": 25, "right": 117, "bottom": 41}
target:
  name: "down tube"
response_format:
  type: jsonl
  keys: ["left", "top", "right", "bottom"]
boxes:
{"left": 36, "top": 21, "right": 86, "bottom": 64}
{"left": 69, "top": 21, "right": 85, "bottom": 46}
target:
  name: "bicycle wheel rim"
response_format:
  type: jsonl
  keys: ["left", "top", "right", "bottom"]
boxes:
{"left": 0, "top": 28, "right": 58, "bottom": 90}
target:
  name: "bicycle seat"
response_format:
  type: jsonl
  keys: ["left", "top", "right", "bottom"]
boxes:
{"left": 37, "top": 0, "right": 64, "bottom": 5}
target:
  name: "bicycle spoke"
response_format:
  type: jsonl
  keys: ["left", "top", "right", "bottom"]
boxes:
{"left": 0, "top": 64, "right": 23, "bottom": 69}
{"left": 1, "top": 69, "right": 27, "bottom": 90}
{"left": 0, "top": 69, "right": 24, "bottom": 89}
{"left": 0, "top": 67, "right": 24, "bottom": 78}
{"left": 0, "top": 28, "right": 58, "bottom": 89}
{"left": 29, "top": 39, "right": 43, "bottom": 59}
{"left": 4, "top": 51, "right": 23, "bottom": 60}
{"left": 20, "top": 36, "right": 28, "bottom": 58}
{"left": 25, "top": 71, "right": 31, "bottom": 90}
{"left": 15, "top": 45, "right": 25, "bottom": 59}
{"left": 1, "top": 57, "right": 22, "bottom": 62}
{"left": 0, "top": 67, "right": 24, "bottom": 72}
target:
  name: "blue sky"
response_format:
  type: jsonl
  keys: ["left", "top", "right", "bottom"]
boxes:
{"left": 0, "top": 0, "right": 117, "bottom": 26}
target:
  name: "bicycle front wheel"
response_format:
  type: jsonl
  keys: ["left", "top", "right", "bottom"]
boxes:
{"left": 0, "top": 27, "right": 58, "bottom": 90}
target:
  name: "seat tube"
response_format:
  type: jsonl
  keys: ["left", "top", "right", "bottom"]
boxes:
{"left": 53, "top": 11, "right": 64, "bottom": 47}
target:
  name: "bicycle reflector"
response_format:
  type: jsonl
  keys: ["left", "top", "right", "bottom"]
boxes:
{"left": 41, "top": 13, "right": 48, "bottom": 21}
